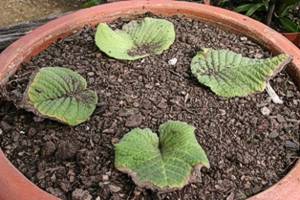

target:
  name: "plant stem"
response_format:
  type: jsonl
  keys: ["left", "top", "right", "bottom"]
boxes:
{"left": 266, "top": 82, "right": 283, "bottom": 104}
{"left": 266, "top": 1, "right": 276, "bottom": 26}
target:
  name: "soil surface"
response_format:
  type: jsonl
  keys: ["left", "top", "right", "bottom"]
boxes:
{"left": 0, "top": 0, "right": 82, "bottom": 27}
{"left": 1, "top": 15, "right": 300, "bottom": 200}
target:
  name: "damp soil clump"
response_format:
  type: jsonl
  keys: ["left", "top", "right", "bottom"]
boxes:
{"left": 1, "top": 15, "right": 300, "bottom": 200}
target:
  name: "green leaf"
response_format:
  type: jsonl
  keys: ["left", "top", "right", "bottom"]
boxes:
{"left": 234, "top": 3, "right": 265, "bottom": 16}
{"left": 23, "top": 67, "right": 98, "bottom": 126}
{"left": 95, "top": 17, "right": 175, "bottom": 60}
{"left": 115, "top": 121, "right": 209, "bottom": 190}
{"left": 262, "top": 0, "right": 270, "bottom": 10}
{"left": 278, "top": 17, "right": 300, "bottom": 32}
{"left": 245, "top": 3, "right": 265, "bottom": 16}
{"left": 217, "top": 0, "right": 229, "bottom": 7}
{"left": 81, "top": 0, "right": 104, "bottom": 8}
{"left": 191, "top": 48, "right": 291, "bottom": 97}
{"left": 277, "top": 0, "right": 300, "bottom": 17}
{"left": 234, "top": 3, "right": 257, "bottom": 13}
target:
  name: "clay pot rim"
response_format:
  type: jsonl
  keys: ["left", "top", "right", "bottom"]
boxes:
{"left": 0, "top": 1, "right": 300, "bottom": 200}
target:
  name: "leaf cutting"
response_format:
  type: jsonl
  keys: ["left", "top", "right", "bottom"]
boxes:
{"left": 95, "top": 17, "right": 176, "bottom": 60}
{"left": 191, "top": 48, "right": 291, "bottom": 97}
{"left": 23, "top": 67, "right": 98, "bottom": 126}
{"left": 115, "top": 121, "right": 209, "bottom": 191}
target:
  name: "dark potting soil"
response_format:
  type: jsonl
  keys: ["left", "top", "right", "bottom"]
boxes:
{"left": 1, "top": 15, "right": 300, "bottom": 200}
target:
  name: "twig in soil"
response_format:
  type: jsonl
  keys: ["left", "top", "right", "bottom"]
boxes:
{"left": 184, "top": 93, "right": 189, "bottom": 104}
{"left": 182, "top": 107, "right": 195, "bottom": 115}
{"left": 218, "top": 126, "right": 223, "bottom": 143}
{"left": 169, "top": 70, "right": 184, "bottom": 79}
{"left": 266, "top": 82, "right": 283, "bottom": 104}
{"left": 170, "top": 99, "right": 196, "bottom": 115}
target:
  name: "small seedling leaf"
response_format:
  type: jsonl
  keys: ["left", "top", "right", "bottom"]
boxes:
{"left": 95, "top": 17, "right": 175, "bottom": 60}
{"left": 24, "top": 67, "right": 98, "bottom": 126}
{"left": 191, "top": 48, "right": 291, "bottom": 97}
{"left": 115, "top": 121, "right": 209, "bottom": 191}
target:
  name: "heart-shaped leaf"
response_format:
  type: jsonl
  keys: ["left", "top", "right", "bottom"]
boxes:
{"left": 23, "top": 67, "right": 98, "bottom": 126}
{"left": 191, "top": 48, "right": 291, "bottom": 97}
{"left": 115, "top": 121, "right": 209, "bottom": 191}
{"left": 95, "top": 17, "right": 175, "bottom": 60}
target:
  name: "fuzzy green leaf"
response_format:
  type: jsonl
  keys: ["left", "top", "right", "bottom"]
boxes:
{"left": 115, "top": 121, "right": 209, "bottom": 191}
{"left": 24, "top": 67, "right": 98, "bottom": 126}
{"left": 95, "top": 17, "right": 175, "bottom": 60}
{"left": 191, "top": 48, "right": 291, "bottom": 97}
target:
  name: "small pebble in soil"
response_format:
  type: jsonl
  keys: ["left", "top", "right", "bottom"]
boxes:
{"left": 125, "top": 114, "right": 143, "bottom": 128}
{"left": 226, "top": 192, "right": 235, "bottom": 200}
{"left": 42, "top": 141, "right": 56, "bottom": 157}
{"left": 87, "top": 72, "right": 95, "bottom": 76}
{"left": 240, "top": 36, "right": 248, "bottom": 41}
{"left": 220, "top": 109, "right": 226, "bottom": 116}
{"left": 111, "top": 138, "right": 119, "bottom": 144}
{"left": 157, "top": 99, "right": 168, "bottom": 109}
{"left": 261, "top": 107, "right": 271, "bottom": 116}
{"left": 0, "top": 128, "right": 3, "bottom": 135}
{"left": 254, "top": 52, "right": 264, "bottom": 59}
{"left": 72, "top": 189, "right": 92, "bottom": 200}
{"left": 27, "top": 127, "right": 37, "bottom": 137}
{"left": 0, "top": 121, "right": 12, "bottom": 131}
{"left": 293, "top": 99, "right": 298, "bottom": 105}
{"left": 102, "top": 175, "right": 109, "bottom": 181}
{"left": 276, "top": 114, "right": 286, "bottom": 123}
{"left": 285, "top": 140, "right": 299, "bottom": 150}
{"left": 269, "top": 131, "right": 279, "bottom": 139}
{"left": 55, "top": 141, "right": 78, "bottom": 160}
{"left": 109, "top": 185, "right": 122, "bottom": 193}
{"left": 33, "top": 116, "right": 45, "bottom": 122}
{"left": 168, "top": 57, "right": 178, "bottom": 65}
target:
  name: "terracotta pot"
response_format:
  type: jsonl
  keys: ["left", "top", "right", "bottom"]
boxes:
{"left": 282, "top": 32, "right": 300, "bottom": 48}
{"left": 0, "top": 1, "right": 300, "bottom": 200}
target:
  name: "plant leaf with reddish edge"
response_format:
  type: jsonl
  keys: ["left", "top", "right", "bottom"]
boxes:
{"left": 23, "top": 67, "right": 98, "bottom": 126}
{"left": 191, "top": 48, "right": 291, "bottom": 97}
{"left": 115, "top": 121, "right": 209, "bottom": 191}
{"left": 95, "top": 17, "right": 175, "bottom": 60}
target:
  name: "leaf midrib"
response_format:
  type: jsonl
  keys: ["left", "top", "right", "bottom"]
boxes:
{"left": 34, "top": 88, "right": 88, "bottom": 103}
